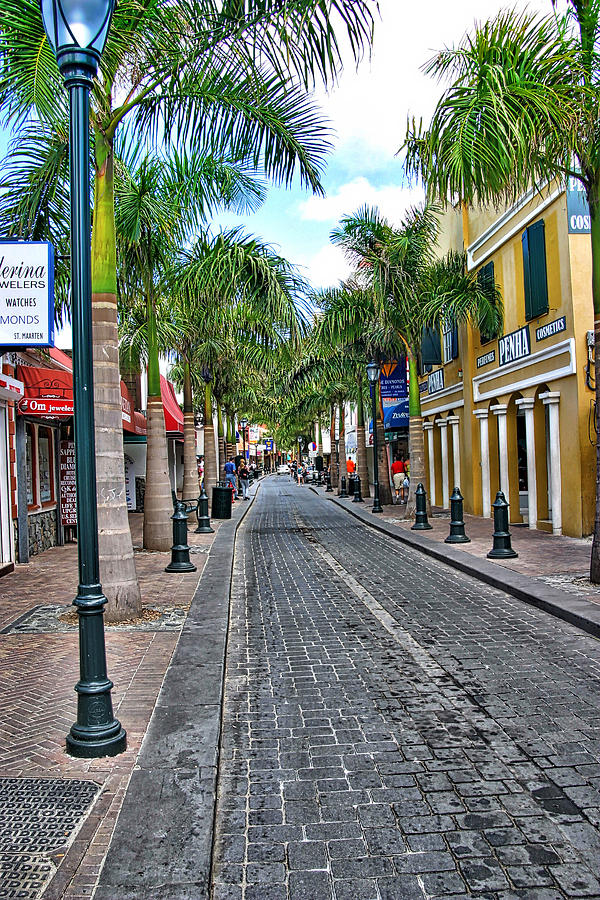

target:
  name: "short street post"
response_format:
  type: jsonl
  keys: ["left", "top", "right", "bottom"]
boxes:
{"left": 41, "top": 0, "right": 126, "bottom": 758}
{"left": 366, "top": 360, "right": 383, "bottom": 513}
{"left": 240, "top": 417, "right": 248, "bottom": 461}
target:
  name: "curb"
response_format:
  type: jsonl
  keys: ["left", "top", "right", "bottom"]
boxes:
{"left": 317, "top": 489, "right": 600, "bottom": 640}
{"left": 94, "top": 485, "right": 260, "bottom": 900}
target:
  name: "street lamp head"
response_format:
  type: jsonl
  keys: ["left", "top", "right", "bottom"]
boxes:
{"left": 366, "top": 360, "right": 380, "bottom": 384}
{"left": 240, "top": 417, "right": 248, "bottom": 429}
{"left": 297, "top": 435, "right": 302, "bottom": 443}
{"left": 40, "top": 0, "right": 115, "bottom": 82}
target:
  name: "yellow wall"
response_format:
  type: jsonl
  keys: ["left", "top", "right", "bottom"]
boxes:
{"left": 421, "top": 189, "right": 596, "bottom": 536}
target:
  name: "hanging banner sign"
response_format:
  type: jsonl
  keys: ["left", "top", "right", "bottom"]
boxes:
{"left": 498, "top": 325, "right": 531, "bottom": 367}
{"left": 379, "top": 359, "right": 408, "bottom": 429}
{"left": 536, "top": 316, "right": 566, "bottom": 342}
{"left": 566, "top": 176, "right": 591, "bottom": 234}
{"left": 0, "top": 241, "right": 54, "bottom": 347}
{"left": 59, "top": 440, "right": 77, "bottom": 526}
{"left": 264, "top": 438, "right": 274, "bottom": 451}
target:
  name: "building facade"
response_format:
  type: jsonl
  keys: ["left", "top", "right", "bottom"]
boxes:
{"left": 421, "top": 185, "right": 595, "bottom": 537}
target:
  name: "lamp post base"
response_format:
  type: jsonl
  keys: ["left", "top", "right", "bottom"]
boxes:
{"left": 66, "top": 720, "right": 127, "bottom": 758}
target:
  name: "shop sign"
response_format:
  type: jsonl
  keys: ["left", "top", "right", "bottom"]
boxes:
{"left": 566, "top": 175, "right": 591, "bottom": 234}
{"left": 264, "top": 438, "right": 274, "bottom": 451}
{"left": 18, "top": 396, "right": 73, "bottom": 417}
{"left": 248, "top": 426, "right": 259, "bottom": 443}
{"left": 498, "top": 325, "right": 531, "bottom": 367}
{"left": 536, "top": 316, "right": 566, "bottom": 342}
{"left": 0, "top": 241, "right": 54, "bottom": 346}
{"left": 380, "top": 359, "right": 408, "bottom": 428}
{"left": 59, "top": 440, "right": 77, "bottom": 526}
{"left": 427, "top": 368, "right": 445, "bottom": 395}
{"left": 476, "top": 349, "right": 495, "bottom": 368}
{"left": 419, "top": 381, "right": 428, "bottom": 393}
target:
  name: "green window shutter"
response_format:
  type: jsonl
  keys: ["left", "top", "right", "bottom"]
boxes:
{"left": 478, "top": 261, "right": 495, "bottom": 344}
{"left": 451, "top": 323, "right": 459, "bottom": 359}
{"left": 526, "top": 219, "right": 548, "bottom": 319}
{"left": 522, "top": 230, "right": 532, "bottom": 320}
{"left": 421, "top": 326, "right": 442, "bottom": 365}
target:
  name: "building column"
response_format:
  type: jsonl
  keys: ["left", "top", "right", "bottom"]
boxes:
{"left": 447, "top": 415, "right": 461, "bottom": 491}
{"left": 423, "top": 422, "right": 435, "bottom": 505}
{"left": 540, "top": 391, "right": 562, "bottom": 535}
{"left": 516, "top": 397, "right": 537, "bottom": 529}
{"left": 474, "top": 409, "right": 491, "bottom": 518}
{"left": 491, "top": 404, "right": 509, "bottom": 511}
{"left": 438, "top": 419, "right": 450, "bottom": 508}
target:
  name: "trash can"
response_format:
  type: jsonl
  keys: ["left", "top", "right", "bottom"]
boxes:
{"left": 212, "top": 482, "right": 233, "bottom": 519}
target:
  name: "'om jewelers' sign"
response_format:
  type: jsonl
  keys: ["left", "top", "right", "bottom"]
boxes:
{"left": 0, "top": 242, "right": 54, "bottom": 347}
{"left": 498, "top": 326, "right": 531, "bottom": 367}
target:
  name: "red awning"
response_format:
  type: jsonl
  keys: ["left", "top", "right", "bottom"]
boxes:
{"left": 17, "top": 365, "right": 73, "bottom": 417}
{"left": 121, "top": 381, "right": 147, "bottom": 435}
{"left": 160, "top": 375, "right": 184, "bottom": 435}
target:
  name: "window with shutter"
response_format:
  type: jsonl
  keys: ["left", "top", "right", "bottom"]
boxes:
{"left": 478, "top": 261, "right": 496, "bottom": 344}
{"left": 421, "top": 326, "right": 442, "bottom": 366}
{"left": 522, "top": 219, "right": 548, "bottom": 320}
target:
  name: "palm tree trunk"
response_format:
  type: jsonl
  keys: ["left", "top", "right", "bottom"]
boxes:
{"left": 217, "top": 403, "right": 226, "bottom": 478}
{"left": 589, "top": 188, "right": 600, "bottom": 582}
{"left": 329, "top": 403, "right": 336, "bottom": 473}
{"left": 142, "top": 294, "right": 172, "bottom": 551}
{"left": 203, "top": 382, "right": 218, "bottom": 498}
{"left": 338, "top": 401, "right": 347, "bottom": 493}
{"left": 91, "top": 132, "right": 141, "bottom": 620}
{"left": 375, "top": 382, "right": 393, "bottom": 506}
{"left": 405, "top": 354, "right": 427, "bottom": 518}
{"left": 356, "top": 383, "right": 370, "bottom": 498}
{"left": 182, "top": 359, "right": 199, "bottom": 502}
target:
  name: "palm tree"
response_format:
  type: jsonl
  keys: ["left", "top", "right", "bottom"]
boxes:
{"left": 117, "top": 142, "right": 265, "bottom": 549}
{"left": 168, "top": 226, "right": 307, "bottom": 500}
{"left": 402, "top": 4, "right": 600, "bottom": 573}
{"left": 0, "top": 0, "right": 375, "bottom": 614}
{"left": 331, "top": 205, "right": 501, "bottom": 514}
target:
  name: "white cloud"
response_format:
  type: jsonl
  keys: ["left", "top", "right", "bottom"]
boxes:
{"left": 299, "top": 177, "right": 424, "bottom": 225}
{"left": 305, "top": 244, "right": 351, "bottom": 290}
{"left": 318, "top": 0, "right": 559, "bottom": 166}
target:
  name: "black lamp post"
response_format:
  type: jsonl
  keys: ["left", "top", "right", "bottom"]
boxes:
{"left": 366, "top": 360, "right": 383, "bottom": 514}
{"left": 240, "top": 417, "right": 248, "bottom": 461}
{"left": 40, "top": 0, "right": 125, "bottom": 757}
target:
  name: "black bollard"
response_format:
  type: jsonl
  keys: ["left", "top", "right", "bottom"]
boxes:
{"left": 325, "top": 472, "right": 333, "bottom": 493}
{"left": 339, "top": 475, "right": 348, "bottom": 498}
{"left": 411, "top": 483, "right": 433, "bottom": 530}
{"left": 445, "top": 487, "right": 470, "bottom": 543}
{"left": 165, "top": 500, "right": 197, "bottom": 573}
{"left": 487, "top": 491, "right": 518, "bottom": 559}
{"left": 348, "top": 474, "right": 356, "bottom": 497}
{"left": 194, "top": 487, "right": 214, "bottom": 534}
{"left": 352, "top": 474, "right": 364, "bottom": 503}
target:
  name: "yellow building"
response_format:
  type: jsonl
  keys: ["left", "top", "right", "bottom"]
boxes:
{"left": 420, "top": 184, "right": 595, "bottom": 537}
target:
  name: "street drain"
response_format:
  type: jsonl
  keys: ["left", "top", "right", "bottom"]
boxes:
{"left": 0, "top": 778, "right": 99, "bottom": 899}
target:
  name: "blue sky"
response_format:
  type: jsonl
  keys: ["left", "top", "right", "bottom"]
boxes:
{"left": 1, "top": 0, "right": 555, "bottom": 348}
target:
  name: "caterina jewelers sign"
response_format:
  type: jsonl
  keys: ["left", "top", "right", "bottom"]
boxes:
{"left": 0, "top": 242, "right": 55, "bottom": 347}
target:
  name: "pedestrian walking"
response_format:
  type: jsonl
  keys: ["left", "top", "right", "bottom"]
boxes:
{"left": 346, "top": 457, "right": 356, "bottom": 475}
{"left": 390, "top": 455, "right": 405, "bottom": 504}
{"left": 239, "top": 461, "right": 250, "bottom": 500}
{"left": 224, "top": 458, "right": 238, "bottom": 500}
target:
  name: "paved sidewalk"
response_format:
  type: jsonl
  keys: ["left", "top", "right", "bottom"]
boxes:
{"left": 212, "top": 479, "right": 600, "bottom": 900}
{"left": 0, "top": 493, "right": 249, "bottom": 900}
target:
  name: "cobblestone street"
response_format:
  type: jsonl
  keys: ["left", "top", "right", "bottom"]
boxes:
{"left": 212, "top": 478, "right": 600, "bottom": 900}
